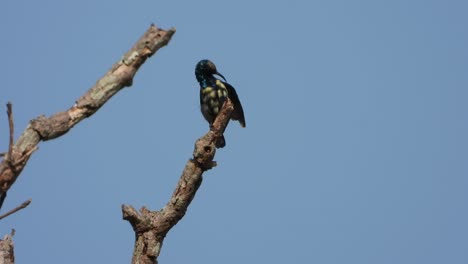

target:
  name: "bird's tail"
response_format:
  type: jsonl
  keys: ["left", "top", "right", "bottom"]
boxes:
{"left": 215, "top": 135, "right": 226, "bottom": 148}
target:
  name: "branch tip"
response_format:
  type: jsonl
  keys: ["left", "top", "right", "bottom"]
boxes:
{"left": 6, "top": 102, "right": 14, "bottom": 164}
{"left": 0, "top": 198, "right": 32, "bottom": 221}
{"left": 0, "top": 24, "right": 175, "bottom": 201}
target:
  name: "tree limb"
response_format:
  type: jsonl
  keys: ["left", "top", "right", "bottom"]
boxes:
{"left": 0, "top": 199, "right": 31, "bottom": 221}
{"left": 122, "top": 99, "right": 235, "bottom": 264}
{"left": 6, "top": 102, "right": 14, "bottom": 166}
{"left": 0, "top": 102, "right": 15, "bottom": 211}
{"left": 0, "top": 24, "right": 176, "bottom": 199}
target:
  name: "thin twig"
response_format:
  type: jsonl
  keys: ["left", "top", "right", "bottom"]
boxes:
{"left": 6, "top": 102, "right": 13, "bottom": 163}
{"left": 0, "top": 102, "right": 10, "bottom": 210}
{"left": 0, "top": 25, "right": 175, "bottom": 196}
{"left": 0, "top": 199, "right": 31, "bottom": 220}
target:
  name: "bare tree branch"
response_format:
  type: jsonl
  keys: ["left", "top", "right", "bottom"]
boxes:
{"left": 123, "top": 99, "right": 235, "bottom": 264}
{"left": 6, "top": 102, "right": 14, "bottom": 166}
{"left": 0, "top": 102, "right": 15, "bottom": 211}
{"left": 0, "top": 199, "right": 31, "bottom": 221}
{"left": 0, "top": 24, "right": 176, "bottom": 200}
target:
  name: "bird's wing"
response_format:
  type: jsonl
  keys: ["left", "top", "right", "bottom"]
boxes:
{"left": 199, "top": 88, "right": 204, "bottom": 106}
{"left": 223, "top": 81, "right": 246, "bottom": 127}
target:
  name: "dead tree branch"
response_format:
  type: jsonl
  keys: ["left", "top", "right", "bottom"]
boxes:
{"left": 122, "top": 99, "right": 235, "bottom": 264}
{"left": 0, "top": 24, "right": 175, "bottom": 263}
{"left": 0, "top": 199, "right": 31, "bottom": 221}
{"left": 0, "top": 102, "right": 15, "bottom": 212}
{"left": 0, "top": 24, "right": 175, "bottom": 201}
{"left": 6, "top": 102, "right": 14, "bottom": 166}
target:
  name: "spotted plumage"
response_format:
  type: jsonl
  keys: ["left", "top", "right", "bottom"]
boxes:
{"left": 195, "top": 59, "right": 246, "bottom": 148}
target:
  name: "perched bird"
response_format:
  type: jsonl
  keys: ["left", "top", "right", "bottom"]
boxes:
{"left": 195, "top": 59, "right": 246, "bottom": 148}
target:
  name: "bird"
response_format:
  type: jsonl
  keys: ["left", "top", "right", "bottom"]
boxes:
{"left": 195, "top": 59, "right": 245, "bottom": 148}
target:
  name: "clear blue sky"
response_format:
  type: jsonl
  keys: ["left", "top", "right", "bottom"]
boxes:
{"left": 1, "top": 0, "right": 467, "bottom": 263}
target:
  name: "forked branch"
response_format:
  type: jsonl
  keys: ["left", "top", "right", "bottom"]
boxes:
{"left": 0, "top": 23, "right": 176, "bottom": 264}
{"left": 123, "top": 99, "right": 235, "bottom": 264}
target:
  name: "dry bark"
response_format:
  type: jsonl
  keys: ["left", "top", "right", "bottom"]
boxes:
{"left": 0, "top": 24, "right": 175, "bottom": 263}
{"left": 123, "top": 99, "right": 235, "bottom": 264}
{"left": 0, "top": 232, "right": 14, "bottom": 264}
{"left": 0, "top": 24, "right": 175, "bottom": 197}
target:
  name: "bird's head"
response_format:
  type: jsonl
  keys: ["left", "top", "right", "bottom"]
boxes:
{"left": 195, "top": 59, "right": 226, "bottom": 82}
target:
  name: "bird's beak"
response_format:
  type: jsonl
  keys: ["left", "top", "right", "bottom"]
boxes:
{"left": 215, "top": 72, "right": 227, "bottom": 82}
